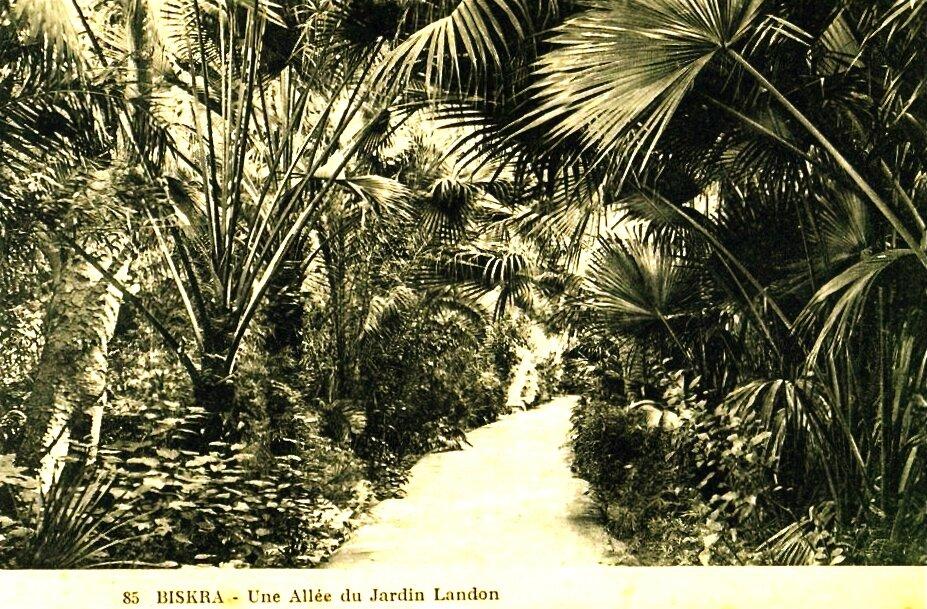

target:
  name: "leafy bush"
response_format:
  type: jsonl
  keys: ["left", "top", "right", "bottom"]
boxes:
{"left": 95, "top": 398, "right": 371, "bottom": 568}
{"left": 558, "top": 354, "right": 593, "bottom": 394}
{"left": 534, "top": 351, "right": 563, "bottom": 403}
{"left": 357, "top": 313, "right": 509, "bottom": 460}
{"left": 570, "top": 365, "right": 771, "bottom": 564}
{"left": 485, "top": 315, "right": 531, "bottom": 386}
{"left": 571, "top": 347, "right": 927, "bottom": 566}
{"left": 570, "top": 396, "right": 675, "bottom": 538}
{"left": 465, "top": 370, "right": 509, "bottom": 427}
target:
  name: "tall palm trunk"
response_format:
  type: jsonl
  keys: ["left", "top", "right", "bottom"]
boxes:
{"left": 320, "top": 228, "right": 350, "bottom": 401}
{"left": 16, "top": 0, "right": 164, "bottom": 480}
{"left": 17, "top": 225, "right": 131, "bottom": 486}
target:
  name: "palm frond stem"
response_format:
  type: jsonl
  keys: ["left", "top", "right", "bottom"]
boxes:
{"left": 878, "top": 160, "right": 927, "bottom": 246}
{"left": 142, "top": 203, "right": 206, "bottom": 351}
{"left": 635, "top": 187, "right": 792, "bottom": 333}
{"left": 54, "top": 230, "right": 198, "bottom": 379}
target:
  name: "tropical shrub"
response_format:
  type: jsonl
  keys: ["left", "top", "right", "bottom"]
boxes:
{"left": 570, "top": 364, "right": 780, "bottom": 564}
{"left": 485, "top": 315, "right": 531, "bottom": 387}
{"left": 570, "top": 396, "right": 675, "bottom": 538}
{"left": 534, "top": 351, "right": 564, "bottom": 403}
{"left": 357, "top": 313, "right": 508, "bottom": 461}
{"left": 97, "top": 399, "right": 370, "bottom": 568}
{"left": 0, "top": 457, "right": 141, "bottom": 568}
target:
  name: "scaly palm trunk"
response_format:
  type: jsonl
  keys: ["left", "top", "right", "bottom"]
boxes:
{"left": 184, "top": 317, "right": 238, "bottom": 452}
{"left": 16, "top": 0, "right": 162, "bottom": 480}
{"left": 17, "top": 230, "right": 131, "bottom": 486}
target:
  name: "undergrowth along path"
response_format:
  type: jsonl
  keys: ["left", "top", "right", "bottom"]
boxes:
{"left": 325, "top": 396, "right": 612, "bottom": 568}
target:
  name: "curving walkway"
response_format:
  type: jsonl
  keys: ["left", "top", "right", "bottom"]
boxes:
{"left": 325, "top": 396, "right": 612, "bottom": 568}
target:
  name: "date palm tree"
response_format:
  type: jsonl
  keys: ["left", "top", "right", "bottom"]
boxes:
{"left": 4, "top": 0, "right": 415, "bottom": 460}
{"left": 87, "top": 1, "right": 414, "bottom": 450}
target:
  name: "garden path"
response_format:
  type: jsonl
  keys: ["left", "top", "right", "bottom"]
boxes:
{"left": 324, "top": 396, "right": 612, "bottom": 568}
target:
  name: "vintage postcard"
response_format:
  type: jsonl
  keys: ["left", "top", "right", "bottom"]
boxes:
{"left": 0, "top": 0, "right": 925, "bottom": 607}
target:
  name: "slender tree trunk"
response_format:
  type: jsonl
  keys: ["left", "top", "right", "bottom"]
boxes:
{"left": 320, "top": 231, "right": 348, "bottom": 401}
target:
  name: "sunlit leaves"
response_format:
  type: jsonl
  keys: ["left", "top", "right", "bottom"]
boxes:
{"left": 584, "top": 236, "right": 696, "bottom": 329}
{"left": 0, "top": 40, "right": 112, "bottom": 175}
{"left": 520, "top": 0, "right": 764, "bottom": 170}
{"left": 374, "top": 0, "right": 532, "bottom": 95}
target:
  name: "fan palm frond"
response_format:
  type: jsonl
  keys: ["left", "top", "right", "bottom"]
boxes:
{"left": 419, "top": 176, "right": 479, "bottom": 242}
{"left": 816, "top": 188, "right": 873, "bottom": 266}
{"left": 583, "top": 235, "right": 696, "bottom": 332}
{"left": 409, "top": 148, "right": 514, "bottom": 244}
{"left": 337, "top": 174, "right": 413, "bottom": 222}
{"left": 373, "top": 0, "right": 532, "bottom": 95}
{"left": 307, "top": 0, "right": 405, "bottom": 67}
{"left": 361, "top": 284, "right": 418, "bottom": 338}
{"left": 427, "top": 288, "right": 489, "bottom": 331}
{"left": 519, "top": 0, "right": 764, "bottom": 170}
{"left": 12, "top": 0, "right": 91, "bottom": 58}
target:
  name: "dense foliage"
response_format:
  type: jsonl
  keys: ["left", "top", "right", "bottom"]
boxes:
{"left": 556, "top": 0, "right": 927, "bottom": 565}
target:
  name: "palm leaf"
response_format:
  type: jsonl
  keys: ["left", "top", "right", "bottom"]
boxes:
{"left": 19, "top": 465, "right": 146, "bottom": 568}
{"left": 0, "top": 39, "right": 112, "bottom": 175}
{"left": 418, "top": 242, "right": 539, "bottom": 319}
{"left": 519, "top": 0, "right": 764, "bottom": 170}
{"left": 336, "top": 174, "right": 413, "bottom": 222}
{"left": 373, "top": 0, "right": 532, "bottom": 95}
{"left": 816, "top": 189, "right": 873, "bottom": 265}
{"left": 12, "top": 0, "right": 91, "bottom": 58}
{"left": 583, "top": 235, "right": 696, "bottom": 331}
{"left": 361, "top": 284, "right": 418, "bottom": 338}
{"left": 761, "top": 503, "right": 838, "bottom": 565}
{"left": 796, "top": 249, "right": 920, "bottom": 362}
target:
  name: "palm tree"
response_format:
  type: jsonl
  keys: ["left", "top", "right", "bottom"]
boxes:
{"left": 520, "top": 0, "right": 926, "bottom": 264}
{"left": 2, "top": 0, "right": 414, "bottom": 459}
{"left": 101, "top": 1, "right": 412, "bottom": 450}
{"left": 0, "top": 0, "right": 166, "bottom": 476}
{"left": 367, "top": 0, "right": 924, "bottom": 559}
{"left": 513, "top": 0, "right": 927, "bottom": 554}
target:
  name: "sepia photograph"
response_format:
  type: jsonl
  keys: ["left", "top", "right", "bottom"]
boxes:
{"left": 0, "top": 0, "right": 925, "bottom": 605}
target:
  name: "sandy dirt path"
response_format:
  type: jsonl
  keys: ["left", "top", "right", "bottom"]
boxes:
{"left": 324, "top": 396, "right": 612, "bottom": 568}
